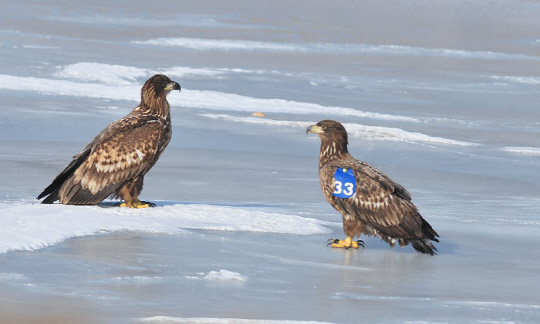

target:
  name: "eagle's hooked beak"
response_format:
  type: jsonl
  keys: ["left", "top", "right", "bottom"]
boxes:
{"left": 306, "top": 124, "right": 323, "bottom": 135}
{"left": 165, "top": 81, "right": 181, "bottom": 92}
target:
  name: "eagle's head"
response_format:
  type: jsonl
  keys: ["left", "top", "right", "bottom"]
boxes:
{"left": 307, "top": 120, "right": 348, "bottom": 144}
{"left": 141, "top": 74, "right": 181, "bottom": 108}
{"left": 141, "top": 74, "right": 181, "bottom": 103}
{"left": 307, "top": 120, "right": 349, "bottom": 159}
{"left": 145, "top": 74, "right": 181, "bottom": 96}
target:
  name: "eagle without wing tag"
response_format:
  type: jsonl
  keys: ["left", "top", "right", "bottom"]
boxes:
{"left": 333, "top": 168, "right": 356, "bottom": 198}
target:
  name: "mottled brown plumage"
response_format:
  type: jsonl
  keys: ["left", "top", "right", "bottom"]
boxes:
{"left": 37, "top": 74, "right": 181, "bottom": 208}
{"left": 307, "top": 120, "right": 439, "bottom": 255}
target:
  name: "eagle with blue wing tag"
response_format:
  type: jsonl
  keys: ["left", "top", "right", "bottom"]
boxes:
{"left": 333, "top": 168, "right": 356, "bottom": 198}
{"left": 307, "top": 120, "right": 439, "bottom": 254}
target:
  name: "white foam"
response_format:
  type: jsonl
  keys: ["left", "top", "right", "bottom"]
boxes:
{"left": 138, "top": 317, "right": 334, "bottom": 324}
{"left": 202, "top": 114, "right": 476, "bottom": 146}
{"left": 133, "top": 37, "right": 540, "bottom": 61}
{"left": 0, "top": 200, "right": 331, "bottom": 254}
{"left": 503, "top": 147, "right": 540, "bottom": 155}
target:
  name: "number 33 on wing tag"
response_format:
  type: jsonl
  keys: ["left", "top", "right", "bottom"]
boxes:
{"left": 333, "top": 168, "right": 356, "bottom": 198}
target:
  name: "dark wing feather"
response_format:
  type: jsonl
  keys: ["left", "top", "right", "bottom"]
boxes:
{"left": 58, "top": 115, "right": 166, "bottom": 204}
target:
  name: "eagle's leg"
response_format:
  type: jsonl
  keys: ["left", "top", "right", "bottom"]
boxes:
{"left": 327, "top": 217, "right": 365, "bottom": 249}
{"left": 327, "top": 236, "right": 365, "bottom": 249}
{"left": 120, "top": 197, "right": 155, "bottom": 208}
{"left": 117, "top": 178, "right": 155, "bottom": 208}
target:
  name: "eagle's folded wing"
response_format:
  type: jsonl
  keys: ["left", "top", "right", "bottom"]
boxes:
{"left": 60, "top": 117, "right": 164, "bottom": 202}
{"left": 324, "top": 159, "right": 423, "bottom": 238}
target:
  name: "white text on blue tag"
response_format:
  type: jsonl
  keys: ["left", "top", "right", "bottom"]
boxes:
{"left": 333, "top": 168, "right": 356, "bottom": 198}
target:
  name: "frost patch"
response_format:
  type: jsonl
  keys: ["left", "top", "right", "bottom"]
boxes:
{"left": 186, "top": 270, "right": 248, "bottom": 281}
{"left": 503, "top": 146, "right": 540, "bottom": 155}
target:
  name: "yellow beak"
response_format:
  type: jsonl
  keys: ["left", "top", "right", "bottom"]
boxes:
{"left": 306, "top": 125, "right": 324, "bottom": 134}
{"left": 165, "top": 81, "right": 181, "bottom": 91}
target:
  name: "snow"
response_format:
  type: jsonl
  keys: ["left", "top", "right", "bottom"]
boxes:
{"left": 0, "top": 64, "right": 420, "bottom": 122}
{"left": 200, "top": 114, "right": 476, "bottom": 146}
{"left": 0, "top": 200, "right": 331, "bottom": 254}
{"left": 503, "top": 147, "right": 540, "bottom": 155}
{"left": 0, "top": 71, "right": 418, "bottom": 122}
{"left": 133, "top": 37, "right": 540, "bottom": 61}
{"left": 1, "top": 0, "right": 540, "bottom": 323}
{"left": 201, "top": 270, "right": 248, "bottom": 281}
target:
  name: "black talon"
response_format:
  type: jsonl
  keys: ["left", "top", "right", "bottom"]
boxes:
{"left": 357, "top": 240, "right": 365, "bottom": 249}
{"left": 142, "top": 201, "right": 156, "bottom": 207}
{"left": 326, "top": 238, "right": 339, "bottom": 247}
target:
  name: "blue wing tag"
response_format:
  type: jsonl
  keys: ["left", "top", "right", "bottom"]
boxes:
{"left": 333, "top": 168, "right": 356, "bottom": 198}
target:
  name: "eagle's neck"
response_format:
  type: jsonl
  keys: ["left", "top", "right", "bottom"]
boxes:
{"left": 137, "top": 95, "right": 171, "bottom": 119}
{"left": 319, "top": 138, "right": 349, "bottom": 168}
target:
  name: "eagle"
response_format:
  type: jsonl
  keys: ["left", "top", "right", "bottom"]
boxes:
{"left": 307, "top": 120, "right": 439, "bottom": 255}
{"left": 37, "top": 74, "right": 181, "bottom": 208}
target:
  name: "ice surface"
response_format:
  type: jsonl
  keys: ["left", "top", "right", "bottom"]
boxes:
{"left": 1, "top": 0, "right": 540, "bottom": 323}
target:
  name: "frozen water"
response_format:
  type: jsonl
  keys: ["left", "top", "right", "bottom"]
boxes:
{"left": 1, "top": 0, "right": 540, "bottom": 323}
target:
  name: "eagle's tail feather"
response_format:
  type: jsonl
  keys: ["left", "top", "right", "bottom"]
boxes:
{"left": 40, "top": 188, "right": 60, "bottom": 204}
{"left": 410, "top": 218, "right": 440, "bottom": 255}
{"left": 61, "top": 181, "right": 119, "bottom": 205}
{"left": 37, "top": 171, "right": 73, "bottom": 202}
{"left": 37, "top": 150, "right": 91, "bottom": 203}
{"left": 421, "top": 217, "right": 439, "bottom": 242}
{"left": 410, "top": 238, "right": 438, "bottom": 255}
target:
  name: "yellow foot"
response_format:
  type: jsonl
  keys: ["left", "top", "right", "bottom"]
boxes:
{"left": 327, "top": 237, "right": 365, "bottom": 249}
{"left": 119, "top": 198, "right": 156, "bottom": 208}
